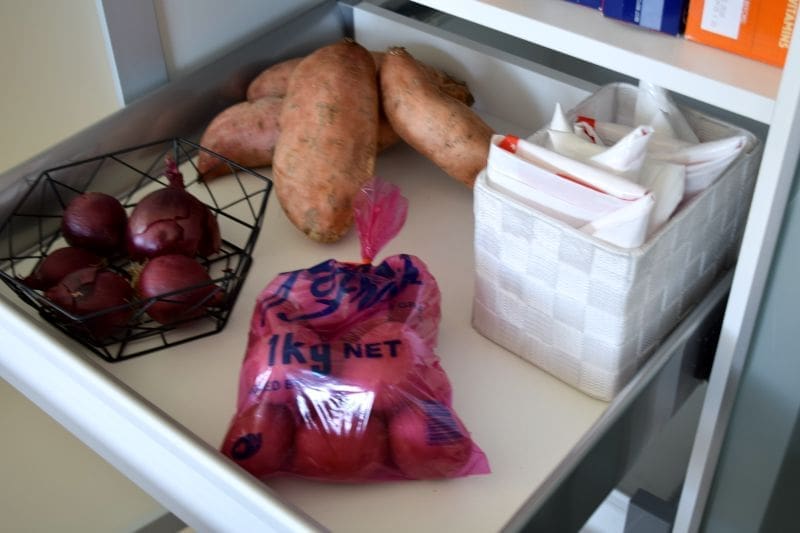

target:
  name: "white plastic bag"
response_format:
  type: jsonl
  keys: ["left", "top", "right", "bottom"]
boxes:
{"left": 486, "top": 134, "right": 654, "bottom": 248}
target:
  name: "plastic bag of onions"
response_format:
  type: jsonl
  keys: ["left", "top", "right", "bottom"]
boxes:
{"left": 220, "top": 177, "right": 490, "bottom": 482}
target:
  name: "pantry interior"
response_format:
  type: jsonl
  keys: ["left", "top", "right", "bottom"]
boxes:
{"left": 0, "top": 1, "right": 798, "bottom": 531}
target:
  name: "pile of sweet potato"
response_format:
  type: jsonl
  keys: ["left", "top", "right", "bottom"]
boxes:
{"left": 198, "top": 39, "right": 494, "bottom": 243}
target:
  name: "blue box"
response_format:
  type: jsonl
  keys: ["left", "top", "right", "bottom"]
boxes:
{"left": 602, "top": 0, "right": 687, "bottom": 35}
{"left": 564, "top": 0, "right": 602, "bottom": 8}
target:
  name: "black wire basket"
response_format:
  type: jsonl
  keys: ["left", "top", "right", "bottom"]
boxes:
{"left": 0, "top": 138, "right": 273, "bottom": 362}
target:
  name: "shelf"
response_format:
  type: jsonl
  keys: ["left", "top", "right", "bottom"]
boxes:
{"left": 1, "top": 126, "right": 727, "bottom": 530}
{"left": 0, "top": 1, "right": 778, "bottom": 530}
{"left": 0, "top": 7, "right": 614, "bottom": 528}
{"left": 0, "top": 122, "right": 608, "bottom": 532}
{"left": 407, "top": 0, "right": 782, "bottom": 123}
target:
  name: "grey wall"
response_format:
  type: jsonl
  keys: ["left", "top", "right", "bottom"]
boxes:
{"left": 701, "top": 159, "right": 800, "bottom": 531}
{"left": 102, "top": 0, "right": 321, "bottom": 103}
{"left": 152, "top": 0, "right": 319, "bottom": 78}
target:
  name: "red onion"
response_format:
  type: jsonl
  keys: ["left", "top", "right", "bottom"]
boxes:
{"left": 136, "top": 254, "right": 221, "bottom": 324}
{"left": 61, "top": 192, "right": 128, "bottom": 255}
{"left": 45, "top": 267, "right": 134, "bottom": 339}
{"left": 126, "top": 157, "right": 221, "bottom": 260}
{"left": 23, "top": 246, "right": 103, "bottom": 290}
{"left": 221, "top": 402, "right": 295, "bottom": 478}
{"left": 388, "top": 402, "right": 472, "bottom": 479}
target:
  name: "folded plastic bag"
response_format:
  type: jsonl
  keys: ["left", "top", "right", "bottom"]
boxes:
{"left": 539, "top": 104, "right": 685, "bottom": 235}
{"left": 575, "top": 119, "right": 691, "bottom": 153}
{"left": 634, "top": 81, "right": 699, "bottom": 144}
{"left": 577, "top": 118, "right": 747, "bottom": 197}
{"left": 221, "top": 177, "right": 489, "bottom": 482}
{"left": 638, "top": 160, "right": 685, "bottom": 234}
{"left": 574, "top": 82, "right": 749, "bottom": 196}
{"left": 544, "top": 103, "right": 651, "bottom": 179}
{"left": 653, "top": 136, "right": 749, "bottom": 195}
{"left": 488, "top": 134, "right": 654, "bottom": 248}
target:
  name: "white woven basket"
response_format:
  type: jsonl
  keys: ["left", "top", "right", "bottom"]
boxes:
{"left": 472, "top": 83, "right": 762, "bottom": 401}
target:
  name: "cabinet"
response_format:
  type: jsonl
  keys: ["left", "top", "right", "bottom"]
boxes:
{"left": 391, "top": 5, "right": 800, "bottom": 532}
{"left": 0, "top": 1, "right": 797, "bottom": 531}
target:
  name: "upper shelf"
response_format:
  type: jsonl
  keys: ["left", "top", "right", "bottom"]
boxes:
{"left": 406, "top": 0, "right": 782, "bottom": 124}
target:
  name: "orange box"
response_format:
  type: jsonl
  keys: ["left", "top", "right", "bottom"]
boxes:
{"left": 684, "top": 0, "right": 797, "bottom": 67}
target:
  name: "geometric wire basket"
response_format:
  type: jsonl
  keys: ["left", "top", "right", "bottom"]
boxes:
{"left": 0, "top": 138, "right": 273, "bottom": 362}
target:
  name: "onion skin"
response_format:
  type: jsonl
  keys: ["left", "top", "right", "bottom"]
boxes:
{"left": 45, "top": 267, "right": 134, "bottom": 339}
{"left": 23, "top": 246, "right": 103, "bottom": 290}
{"left": 136, "top": 254, "right": 221, "bottom": 324}
{"left": 126, "top": 158, "right": 221, "bottom": 260}
{"left": 61, "top": 192, "right": 128, "bottom": 255}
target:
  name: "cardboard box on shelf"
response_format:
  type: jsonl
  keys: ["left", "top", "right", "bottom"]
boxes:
{"left": 602, "top": 0, "right": 689, "bottom": 35}
{"left": 684, "top": 0, "right": 797, "bottom": 67}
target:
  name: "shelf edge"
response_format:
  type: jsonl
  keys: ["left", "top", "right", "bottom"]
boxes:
{"left": 0, "top": 298, "right": 323, "bottom": 532}
{"left": 407, "top": 0, "right": 778, "bottom": 123}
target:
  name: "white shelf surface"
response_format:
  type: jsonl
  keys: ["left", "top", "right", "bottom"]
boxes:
{"left": 409, "top": 0, "right": 782, "bottom": 123}
{"left": 0, "top": 2, "right": 779, "bottom": 529}
{"left": 0, "top": 9, "right": 613, "bottom": 531}
{"left": 0, "top": 132, "right": 608, "bottom": 532}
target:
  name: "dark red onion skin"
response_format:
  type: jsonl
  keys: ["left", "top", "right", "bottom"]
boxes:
{"left": 126, "top": 160, "right": 221, "bottom": 260}
{"left": 136, "top": 254, "right": 221, "bottom": 324}
{"left": 45, "top": 267, "right": 134, "bottom": 339}
{"left": 23, "top": 246, "right": 103, "bottom": 290}
{"left": 61, "top": 192, "right": 128, "bottom": 256}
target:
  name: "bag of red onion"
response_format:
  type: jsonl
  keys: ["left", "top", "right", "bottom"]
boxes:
{"left": 220, "top": 177, "right": 489, "bottom": 482}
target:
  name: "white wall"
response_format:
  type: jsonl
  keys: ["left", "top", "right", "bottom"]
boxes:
{"left": 0, "top": 2, "right": 165, "bottom": 531}
{"left": 0, "top": 0, "right": 321, "bottom": 173}
{"left": 0, "top": 1, "right": 321, "bottom": 529}
{"left": 153, "top": 0, "right": 319, "bottom": 78}
{"left": 0, "top": 1, "right": 122, "bottom": 174}
{"left": 0, "top": 379, "right": 167, "bottom": 532}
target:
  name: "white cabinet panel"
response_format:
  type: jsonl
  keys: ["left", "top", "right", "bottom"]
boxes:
{"left": 153, "top": 0, "right": 320, "bottom": 78}
{"left": 0, "top": 1, "right": 121, "bottom": 174}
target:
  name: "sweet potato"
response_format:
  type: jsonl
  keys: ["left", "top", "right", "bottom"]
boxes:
{"left": 196, "top": 97, "right": 283, "bottom": 181}
{"left": 247, "top": 51, "right": 474, "bottom": 105}
{"left": 272, "top": 39, "right": 379, "bottom": 243}
{"left": 404, "top": 56, "right": 475, "bottom": 108}
{"left": 199, "top": 46, "right": 477, "bottom": 183}
{"left": 380, "top": 47, "right": 493, "bottom": 187}
{"left": 246, "top": 57, "right": 303, "bottom": 100}
{"left": 245, "top": 51, "right": 474, "bottom": 154}
{"left": 377, "top": 113, "right": 401, "bottom": 152}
